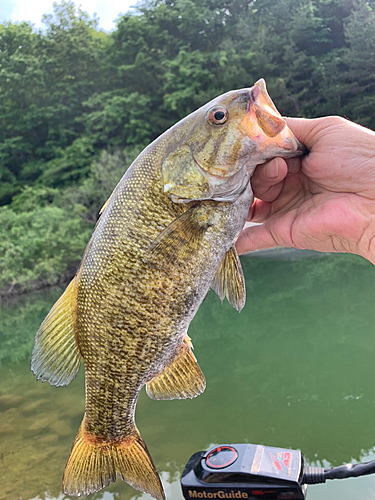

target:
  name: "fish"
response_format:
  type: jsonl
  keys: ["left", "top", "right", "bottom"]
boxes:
{"left": 31, "top": 79, "right": 305, "bottom": 500}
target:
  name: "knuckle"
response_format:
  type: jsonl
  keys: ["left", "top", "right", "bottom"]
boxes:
{"left": 325, "top": 115, "right": 348, "bottom": 127}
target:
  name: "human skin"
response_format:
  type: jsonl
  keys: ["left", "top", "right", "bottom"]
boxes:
{"left": 236, "top": 116, "right": 375, "bottom": 265}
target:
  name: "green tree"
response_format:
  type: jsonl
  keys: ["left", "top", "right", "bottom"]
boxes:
{"left": 2, "top": 0, "right": 375, "bottom": 295}
{"left": 0, "top": 21, "right": 41, "bottom": 203}
{"left": 340, "top": 0, "right": 375, "bottom": 125}
{"left": 0, "top": 205, "right": 90, "bottom": 295}
{"left": 0, "top": 1, "right": 107, "bottom": 204}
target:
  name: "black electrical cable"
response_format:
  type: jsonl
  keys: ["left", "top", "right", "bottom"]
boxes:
{"left": 303, "top": 459, "right": 375, "bottom": 484}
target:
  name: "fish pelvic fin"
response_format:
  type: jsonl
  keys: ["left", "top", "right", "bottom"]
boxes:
{"left": 63, "top": 419, "right": 165, "bottom": 500}
{"left": 211, "top": 246, "right": 246, "bottom": 312}
{"left": 31, "top": 279, "right": 82, "bottom": 387}
{"left": 146, "top": 335, "right": 206, "bottom": 400}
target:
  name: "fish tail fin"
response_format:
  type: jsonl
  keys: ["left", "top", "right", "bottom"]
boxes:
{"left": 63, "top": 418, "right": 165, "bottom": 500}
{"left": 113, "top": 426, "right": 165, "bottom": 500}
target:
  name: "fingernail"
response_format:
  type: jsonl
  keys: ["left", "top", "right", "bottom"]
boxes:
{"left": 264, "top": 158, "right": 279, "bottom": 179}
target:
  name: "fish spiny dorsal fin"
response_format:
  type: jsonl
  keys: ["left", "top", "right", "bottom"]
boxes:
{"left": 99, "top": 191, "right": 115, "bottom": 215}
{"left": 211, "top": 246, "right": 246, "bottom": 312}
{"left": 63, "top": 418, "right": 165, "bottom": 500}
{"left": 144, "top": 205, "right": 211, "bottom": 266}
{"left": 99, "top": 198, "right": 110, "bottom": 215}
{"left": 146, "top": 335, "right": 206, "bottom": 400}
{"left": 31, "top": 279, "right": 82, "bottom": 387}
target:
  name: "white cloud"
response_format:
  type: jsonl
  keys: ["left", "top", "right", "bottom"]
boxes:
{"left": 10, "top": 0, "right": 53, "bottom": 26}
{"left": 0, "top": 0, "right": 18, "bottom": 23}
{"left": 76, "top": 0, "right": 139, "bottom": 30}
{"left": 8, "top": 0, "right": 138, "bottom": 31}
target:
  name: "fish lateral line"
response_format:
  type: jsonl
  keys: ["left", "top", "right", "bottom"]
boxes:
{"left": 32, "top": 79, "right": 305, "bottom": 500}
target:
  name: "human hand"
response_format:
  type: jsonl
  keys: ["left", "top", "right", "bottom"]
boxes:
{"left": 236, "top": 116, "right": 375, "bottom": 264}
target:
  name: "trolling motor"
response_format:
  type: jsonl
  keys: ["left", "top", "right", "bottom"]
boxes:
{"left": 181, "top": 443, "right": 375, "bottom": 499}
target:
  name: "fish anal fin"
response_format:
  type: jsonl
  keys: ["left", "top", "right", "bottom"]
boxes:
{"left": 212, "top": 246, "right": 246, "bottom": 312}
{"left": 31, "top": 279, "right": 82, "bottom": 387}
{"left": 63, "top": 419, "right": 165, "bottom": 500}
{"left": 144, "top": 206, "right": 210, "bottom": 266}
{"left": 146, "top": 336, "right": 206, "bottom": 400}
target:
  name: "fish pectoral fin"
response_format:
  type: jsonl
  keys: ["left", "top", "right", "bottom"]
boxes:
{"left": 31, "top": 279, "right": 82, "bottom": 387}
{"left": 146, "top": 335, "right": 206, "bottom": 400}
{"left": 211, "top": 246, "right": 246, "bottom": 312}
{"left": 63, "top": 418, "right": 165, "bottom": 500}
{"left": 144, "top": 205, "right": 210, "bottom": 265}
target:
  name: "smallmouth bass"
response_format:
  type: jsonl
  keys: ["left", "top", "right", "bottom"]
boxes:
{"left": 31, "top": 79, "right": 304, "bottom": 500}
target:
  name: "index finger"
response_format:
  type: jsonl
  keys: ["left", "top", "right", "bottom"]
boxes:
{"left": 285, "top": 116, "right": 358, "bottom": 152}
{"left": 285, "top": 117, "right": 323, "bottom": 150}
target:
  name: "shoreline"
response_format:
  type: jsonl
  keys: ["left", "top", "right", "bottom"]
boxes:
{"left": 0, "top": 246, "right": 328, "bottom": 302}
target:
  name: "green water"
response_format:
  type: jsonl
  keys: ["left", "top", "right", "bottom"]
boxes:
{"left": 2, "top": 253, "right": 375, "bottom": 500}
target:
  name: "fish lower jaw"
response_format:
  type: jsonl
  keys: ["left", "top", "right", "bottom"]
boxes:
{"left": 169, "top": 172, "right": 251, "bottom": 204}
{"left": 170, "top": 192, "right": 240, "bottom": 204}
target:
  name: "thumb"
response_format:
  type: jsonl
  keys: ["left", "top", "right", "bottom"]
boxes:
{"left": 236, "top": 224, "right": 279, "bottom": 255}
{"left": 285, "top": 117, "right": 327, "bottom": 151}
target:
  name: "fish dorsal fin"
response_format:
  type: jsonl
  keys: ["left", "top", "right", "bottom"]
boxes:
{"left": 31, "top": 279, "right": 82, "bottom": 387}
{"left": 212, "top": 246, "right": 246, "bottom": 312}
{"left": 146, "top": 336, "right": 206, "bottom": 400}
{"left": 99, "top": 198, "right": 110, "bottom": 215}
{"left": 144, "top": 205, "right": 210, "bottom": 265}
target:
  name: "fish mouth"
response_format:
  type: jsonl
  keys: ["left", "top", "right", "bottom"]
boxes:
{"left": 243, "top": 79, "right": 307, "bottom": 159}
{"left": 165, "top": 80, "right": 308, "bottom": 204}
{"left": 295, "top": 140, "right": 308, "bottom": 157}
{"left": 272, "top": 126, "right": 307, "bottom": 157}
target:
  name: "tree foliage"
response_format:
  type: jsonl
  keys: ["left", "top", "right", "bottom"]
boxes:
{"left": 1, "top": 0, "right": 374, "bottom": 295}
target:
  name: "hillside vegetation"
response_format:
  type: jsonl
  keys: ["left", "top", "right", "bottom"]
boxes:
{"left": 1, "top": 0, "right": 374, "bottom": 295}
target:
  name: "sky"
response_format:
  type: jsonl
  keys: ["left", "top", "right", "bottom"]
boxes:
{"left": 0, "top": 0, "right": 139, "bottom": 31}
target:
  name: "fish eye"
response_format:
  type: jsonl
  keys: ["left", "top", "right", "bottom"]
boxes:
{"left": 207, "top": 106, "right": 228, "bottom": 126}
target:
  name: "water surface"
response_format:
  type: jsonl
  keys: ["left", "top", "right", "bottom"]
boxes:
{"left": 1, "top": 253, "right": 375, "bottom": 500}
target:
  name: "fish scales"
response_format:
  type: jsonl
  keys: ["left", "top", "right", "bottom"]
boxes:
{"left": 77, "top": 136, "right": 230, "bottom": 439}
{"left": 31, "top": 80, "right": 305, "bottom": 500}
